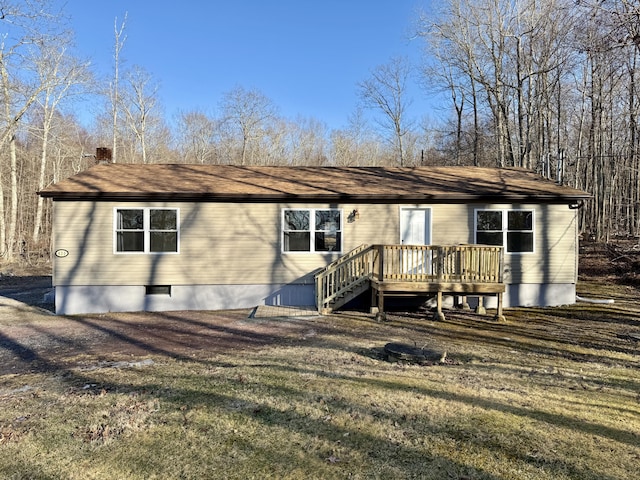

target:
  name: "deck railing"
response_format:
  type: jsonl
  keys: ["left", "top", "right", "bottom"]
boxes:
{"left": 377, "top": 244, "right": 503, "bottom": 283}
{"left": 315, "top": 244, "right": 504, "bottom": 312}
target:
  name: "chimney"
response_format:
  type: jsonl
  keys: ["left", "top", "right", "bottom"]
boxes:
{"left": 96, "top": 147, "right": 112, "bottom": 164}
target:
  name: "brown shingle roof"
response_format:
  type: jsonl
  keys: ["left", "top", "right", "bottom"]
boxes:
{"left": 38, "top": 164, "right": 591, "bottom": 202}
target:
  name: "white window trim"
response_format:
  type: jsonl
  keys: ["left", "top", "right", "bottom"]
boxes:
{"left": 474, "top": 208, "right": 535, "bottom": 254}
{"left": 281, "top": 208, "right": 343, "bottom": 254}
{"left": 113, "top": 207, "right": 180, "bottom": 254}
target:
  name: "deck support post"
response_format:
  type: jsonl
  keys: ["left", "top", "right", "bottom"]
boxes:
{"left": 378, "top": 289, "right": 385, "bottom": 314}
{"left": 475, "top": 296, "right": 486, "bottom": 315}
{"left": 370, "top": 287, "right": 377, "bottom": 314}
{"left": 370, "top": 286, "right": 385, "bottom": 315}
{"left": 371, "top": 286, "right": 387, "bottom": 321}
{"left": 433, "top": 290, "right": 446, "bottom": 321}
{"left": 494, "top": 292, "right": 506, "bottom": 322}
{"left": 457, "top": 295, "right": 470, "bottom": 310}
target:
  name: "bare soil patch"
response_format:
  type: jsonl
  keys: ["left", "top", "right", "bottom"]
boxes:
{"left": 0, "top": 266, "right": 336, "bottom": 375}
{"left": 0, "top": 306, "right": 334, "bottom": 375}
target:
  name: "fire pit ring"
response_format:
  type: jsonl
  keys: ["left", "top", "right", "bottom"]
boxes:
{"left": 383, "top": 342, "right": 447, "bottom": 364}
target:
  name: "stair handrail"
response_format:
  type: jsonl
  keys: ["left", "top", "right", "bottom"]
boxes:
{"left": 322, "top": 243, "right": 371, "bottom": 272}
{"left": 315, "top": 244, "right": 375, "bottom": 312}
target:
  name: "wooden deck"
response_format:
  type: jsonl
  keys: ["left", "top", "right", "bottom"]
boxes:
{"left": 315, "top": 244, "right": 505, "bottom": 321}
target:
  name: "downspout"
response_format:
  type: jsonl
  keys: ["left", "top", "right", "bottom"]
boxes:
{"left": 576, "top": 295, "right": 614, "bottom": 304}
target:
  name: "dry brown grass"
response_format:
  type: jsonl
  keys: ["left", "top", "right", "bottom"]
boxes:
{"left": 0, "top": 274, "right": 639, "bottom": 478}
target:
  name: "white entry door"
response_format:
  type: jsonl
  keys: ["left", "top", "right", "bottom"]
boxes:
{"left": 400, "top": 208, "right": 431, "bottom": 245}
{"left": 400, "top": 208, "right": 432, "bottom": 275}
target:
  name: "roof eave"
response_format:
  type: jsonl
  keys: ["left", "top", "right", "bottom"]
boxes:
{"left": 39, "top": 191, "right": 593, "bottom": 203}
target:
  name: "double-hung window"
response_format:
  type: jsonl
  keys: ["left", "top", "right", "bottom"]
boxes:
{"left": 475, "top": 209, "right": 534, "bottom": 253}
{"left": 115, "top": 208, "right": 179, "bottom": 253}
{"left": 283, "top": 208, "right": 342, "bottom": 253}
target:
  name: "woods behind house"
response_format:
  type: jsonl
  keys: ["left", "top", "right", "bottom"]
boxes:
{"left": 2, "top": 0, "right": 639, "bottom": 261}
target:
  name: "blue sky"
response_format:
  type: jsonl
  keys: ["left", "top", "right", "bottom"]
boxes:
{"left": 64, "top": 0, "right": 438, "bottom": 130}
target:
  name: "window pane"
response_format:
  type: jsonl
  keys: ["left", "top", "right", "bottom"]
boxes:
{"left": 150, "top": 232, "right": 178, "bottom": 252}
{"left": 117, "top": 231, "right": 144, "bottom": 252}
{"left": 117, "top": 209, "right": 143, "bottom": 230}
{"left": 507, "top": 232, "right": 533, "bottom": 252}
{"left": 315, "top": 210, "right": 341, "bottom": 231}
{"left": 508, "top": 211, "right": 533, "bottom": 230}
{"left": 315, "top": 232, "right": 341, "bottom": 252}
{"left": 284, "top": 210, "right": 309, "bottom": 231}
{"left": 284, "top": 232, "right": 310, "bottom": 251}
{"left": 477, "top": 211, "right": 502, "bottom": 230}
{"left": 477, "top": 231, "right": 503, "bottom": 246}
{"left": 150, "top": 209, "right": 177, "bottom": 230}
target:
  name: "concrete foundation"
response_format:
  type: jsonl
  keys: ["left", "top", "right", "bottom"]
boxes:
{"left": 53, "top": 282, "right": 577, "bottom": 315}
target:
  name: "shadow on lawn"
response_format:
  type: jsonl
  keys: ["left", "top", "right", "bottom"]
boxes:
{"left": 387, "top": 306, "right": 640, "bottom": 363}
{"left": 249, "top": 365, "right": 627, "bottom": 480}
{"left": 1, "top": 303, "right": 636, "bottom": 478}
{"left": 0, "top": 309, "right": 283, "bottom": 375}
{"left": 43, "top": 350, "right": 628, "bottom": 480}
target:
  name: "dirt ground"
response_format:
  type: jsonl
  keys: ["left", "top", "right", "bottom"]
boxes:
{"left": 0, "top": 271, "right": 334, "bottom": 376}
{"left": 0, "top": 240, "right": 638, "bottom": 376}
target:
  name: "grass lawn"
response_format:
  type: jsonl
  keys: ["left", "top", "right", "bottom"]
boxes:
{"left": 1, "top": 279, "right": 639, "bottom": 479}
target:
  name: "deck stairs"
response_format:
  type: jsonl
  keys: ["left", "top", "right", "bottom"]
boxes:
{"left": 315, "top": 243, "right": 505, "bottom": 318}
{"left": 315, "top": 244, "right": 375, "bottom": 314}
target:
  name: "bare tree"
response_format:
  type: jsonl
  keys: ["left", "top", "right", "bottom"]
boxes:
{"left": 0, "top": 0, "right": 66, "bottom": 259}
{"left": 121, "top": 65, "right": 160, "bottom": 163}
{"left": 110, "top": 13, "right": 127, "bottom": 163}
{"left": 592, "top": 0, "right": 640, "bottom": 239}
{"left": 32, "top": 39, "right": 91, "bottom": 244}
{"left": 329, "top": 107, "right": 380, "bottom": 166}
{"left": 418, "top": 0, "right": 640, "bottom": 241}
{"left": 419, "top": 5, "right": 480, "bottom": 166}
{"left": 175, "top": 110, "right": 216, "bottom": 163}
{"left": 286, "top": 116, "right": 329, "bottom": 165}
{"left": 419, "top": 0, "right": 579, "bottom": 168}
{"left": 358, "top": 56, "right": 414, "bottom": 166}
{"left": 219, "top": 86, "right": 278, "bottom": 165}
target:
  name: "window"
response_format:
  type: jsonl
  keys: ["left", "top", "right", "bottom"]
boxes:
{"left": 475, "top": 209, "right": 534, "bottom": 253}
{"left": 115, "top": 208, "right": 179, "bottom": 253}
{"left": 283, "top": 209, "right": 342, "bottom": 253}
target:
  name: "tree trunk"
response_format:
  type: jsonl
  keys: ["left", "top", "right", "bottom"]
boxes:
{"left": 7, "top": 135, "right": 19, "bottom": 259}
{"left": 33, "top": 123, "right": 49, "bottom": 244}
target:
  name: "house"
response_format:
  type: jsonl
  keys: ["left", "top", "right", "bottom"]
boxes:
{"left": 38, "top": 162, "right": 590, "bottom": 315}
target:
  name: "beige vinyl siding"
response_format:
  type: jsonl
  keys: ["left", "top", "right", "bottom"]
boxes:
{"left": 470, "top": 203, "right": 578, "bottom": 284}
{"left": 53, "top": 200, "right": 577, "bottom": 287}
{"left": 431, "top": 204, "right": 470, "bottom": 245}
{"left": 345, "top": 204, "right": 399, "bottom": 247}
{"left": 383, "top": 202, "right": 577, "bottom": 285}
{"left": 55, "top": 201, "right": 288, "bottom": 286}
{"left": 54, "top": 201, "right": 396, "bottom": 287}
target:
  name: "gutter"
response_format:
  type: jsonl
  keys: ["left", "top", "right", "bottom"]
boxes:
{"left": 37, "top": 191, "right": 593, "bottom": 203}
